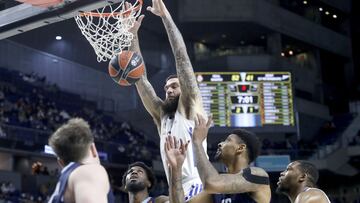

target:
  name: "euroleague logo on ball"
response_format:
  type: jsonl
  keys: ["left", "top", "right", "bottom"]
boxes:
{"left": 108, "top": 51, "right": 145, "bottom": 86}
{"left": 131, "top": 55, "right": 141, "bottom": 67}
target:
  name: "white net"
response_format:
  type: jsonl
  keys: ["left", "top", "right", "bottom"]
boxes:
{"left": 74, "top": 1, "right": 142, "bottom": 62}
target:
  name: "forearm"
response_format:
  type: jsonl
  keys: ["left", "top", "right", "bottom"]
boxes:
{"left": 169, "top": 167, "right": 185, "bottom": 203}
{"left": 135, "top": 79, "right": 161, "bottom": 121}
{"left": 161, "top": 13, "right": 198, "bottom": 95}
{"left": 129, "top": 34, "right": 141, "bottom": 53}
{"left": 193, "top": 142, "right": 219, "bottom": 185}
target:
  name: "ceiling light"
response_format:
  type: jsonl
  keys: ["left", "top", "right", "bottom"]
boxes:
{"left": 333, "top": 14, "right": 337, "bottom": 19}
{"left": 55, "top": 36, "right": 62, "bottom": 40}
{"left": 319, "top": 7, "right": 323, "bottom": 11}
{"left": 281, "top": 52, "right": 285, "bottom": 57}
{"left": 303, "top": 1, "right": 307, "bottom": 5}
{"left": 325, "top": 11, "right": 330, "bottom": 15}
{"left": 289, "top": 50, "right": 294, "bottom": 55}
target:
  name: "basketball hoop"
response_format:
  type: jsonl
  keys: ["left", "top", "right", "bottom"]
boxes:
{"left": 74, "top": 0, "right": 143, "bottom": 62}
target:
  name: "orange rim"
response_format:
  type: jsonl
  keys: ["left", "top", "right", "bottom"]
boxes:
{"left": 79, "top": 0, "right": 142, "bottom": 17}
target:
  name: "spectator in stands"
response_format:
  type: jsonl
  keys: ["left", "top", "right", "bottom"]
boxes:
{"left": 0, "top": 89, "right": 4, "bottom": 101}
{"left": 0, "top": 125, "right": 6, "bottom": 138}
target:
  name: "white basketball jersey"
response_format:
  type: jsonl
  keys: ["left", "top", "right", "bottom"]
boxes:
{"left": 302, "top": 188, "right": 331, "bottom": 203}
{"left": 160, "top": 110, "right": 207, "bottom": 184}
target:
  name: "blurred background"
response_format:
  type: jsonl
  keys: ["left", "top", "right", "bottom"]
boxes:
{"left": 0, "top": 0, "right": 359, "bottom": 202}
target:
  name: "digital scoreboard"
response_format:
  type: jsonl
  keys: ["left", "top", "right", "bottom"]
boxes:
{"left": 195, "top": 72, "right": 294, "bottom": 127}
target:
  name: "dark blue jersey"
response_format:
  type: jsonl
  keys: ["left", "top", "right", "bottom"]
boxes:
{"left": 48, "top": 162, "right": 114, "bottom": 203}
{"left": 212, "top": 167, "right": 269, "bottom": 203}
{"left": 213, "top": 193, "right": 256, "bottom": 203}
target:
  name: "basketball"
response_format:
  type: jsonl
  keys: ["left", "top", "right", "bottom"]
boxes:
{"left": 108, "top": 51, "right": 145, "bottom": 86}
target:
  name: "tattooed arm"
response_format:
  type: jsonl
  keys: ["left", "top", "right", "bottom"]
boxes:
{"left": 147, "top": 0, "right": 204, "bottom": 119}
{"left": 193, "top": 115, "right": 270, "bottom": 197}
{"left": 128, "top": 14, "right": 163, "bottom": 125}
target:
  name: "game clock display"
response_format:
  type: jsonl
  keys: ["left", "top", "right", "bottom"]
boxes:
{"left": 195, "top": 72, "right": 294, "bottom": 127}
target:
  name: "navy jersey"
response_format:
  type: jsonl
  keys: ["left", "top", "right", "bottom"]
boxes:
{"left": 48, "top": 162, "right": 114, "bottom": 203}
{"left": 212, "top": 167, "right": 269, "bottom": 203}
{"left": 213, "top": 193, "right": 256, "bottom": 203}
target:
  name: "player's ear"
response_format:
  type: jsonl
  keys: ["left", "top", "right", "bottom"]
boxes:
{"left": 237, "top": 143, "right": 246, "bottom": 154}
{"left": 146, "top": 179, "right": 152, "bottom": 189}
{"left": 298, "top": 172, "right": 306, "bottom": 183}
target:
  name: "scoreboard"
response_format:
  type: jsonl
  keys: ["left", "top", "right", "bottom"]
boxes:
{"left": 195, "top": 72, "right": 294, "bottom": 127}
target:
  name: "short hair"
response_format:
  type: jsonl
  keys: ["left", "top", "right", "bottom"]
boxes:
{"left": 232, "top": 129, "right": 261, "bottom": 164}
{"left": 295, "top": 161, "right": 319, "bottom": 186}
{"left": 166, "top": 74, "right": 178, "bottom": 82}
{"left": 48, "top": 118, "right": 94, "bottom": 165}
{"left": 122, "top": 162, "right": 156, "bottom": 190}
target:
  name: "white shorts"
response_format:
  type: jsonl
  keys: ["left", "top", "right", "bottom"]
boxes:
{"left": 183, "top": 178, "right": 204, "bottom": 202}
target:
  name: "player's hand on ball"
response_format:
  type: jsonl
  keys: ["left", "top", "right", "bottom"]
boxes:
{"left": 193, "top": 114, "right": 212, "bottom": 144}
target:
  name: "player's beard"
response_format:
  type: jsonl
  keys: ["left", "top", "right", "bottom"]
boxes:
{"left": 126, "top": 181, "right": 147, "bottom": 193}
{"left": 162, "top": 96, "right": 179, "bottom": 114}
{"left": 275, "top": 180, "right": 289, "bottom": 195}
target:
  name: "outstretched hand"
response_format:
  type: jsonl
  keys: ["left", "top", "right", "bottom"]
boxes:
{"left": 146, "top": 0, "right": 168, "bottom": 18}
{"left": 129, "top": 14, "right": 144, "bottom": 35}
{"left": 164, "top": 136, "right": 189, "bottom": 170}
{"left": 193, "top": 114, "right": 212, "bottom": 144}
{"left": 123, "top": 2, "right": 144, "bottom": 35}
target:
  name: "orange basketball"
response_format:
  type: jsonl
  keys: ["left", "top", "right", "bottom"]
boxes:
{"left": 108, "top": 51, "right": 145, "bottom": 86}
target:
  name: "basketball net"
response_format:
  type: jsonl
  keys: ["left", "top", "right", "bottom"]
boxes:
{"left": 74, "top": 0, "right": 142, "bottom": 62}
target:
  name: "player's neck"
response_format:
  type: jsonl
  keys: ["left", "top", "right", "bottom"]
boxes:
{"left": 79, "top": 155, "right": 99, "bottom": 165}
{"left": 226, "top": 156, "right": 248, "bottom": 174}
{"left": 129, "top": 190, "right": 150, "bottom": 203}
{"left": 288, "top": 185, "right": 306, "bottom": 203}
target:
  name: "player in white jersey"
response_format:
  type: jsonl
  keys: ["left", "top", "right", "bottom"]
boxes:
{"left": 127, "top": 0, "right": 207, "bottom": 201}
{"left": 277, "top": 161, "right": 331, "bottom": 203}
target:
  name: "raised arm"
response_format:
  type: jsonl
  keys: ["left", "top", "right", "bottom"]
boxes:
{"left": 128, "top": 12, "right": 163, "bottom": 124}
{"left": 147, "top": 0, "right": 204, "bottom": 118}
{"left": 192, "top": 115, "right": 269, "bottom": 194}
{"left": 164, "top": 136, "right": 189, "bottom": 203}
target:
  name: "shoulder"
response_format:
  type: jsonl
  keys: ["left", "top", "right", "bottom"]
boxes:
{"left": 70, "top": 164, "right": 109, "bottom": 184}
{"left": 155, "top": 195, "right": 169, "bottom": 203}
{"left": 297, "top": 188, "right": 330, "bottom": 203}
{"left": 247, "top": 167, "right": 269, "bottom": 178}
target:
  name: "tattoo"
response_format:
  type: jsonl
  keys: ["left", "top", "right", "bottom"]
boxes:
{"left": 193, "top": 143, "right": 219, "bottom": 185}
{"left": 170, "top": 169, "right": 185, "bottom": 203}
{"left": 193, "top": 145, "right": 267, "bottom": 194}
{"left": 162, "top": 16, "right": 201, "bottom": 108}
{"left": 135, "top": 76, "right": 162, "bottom": 123}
